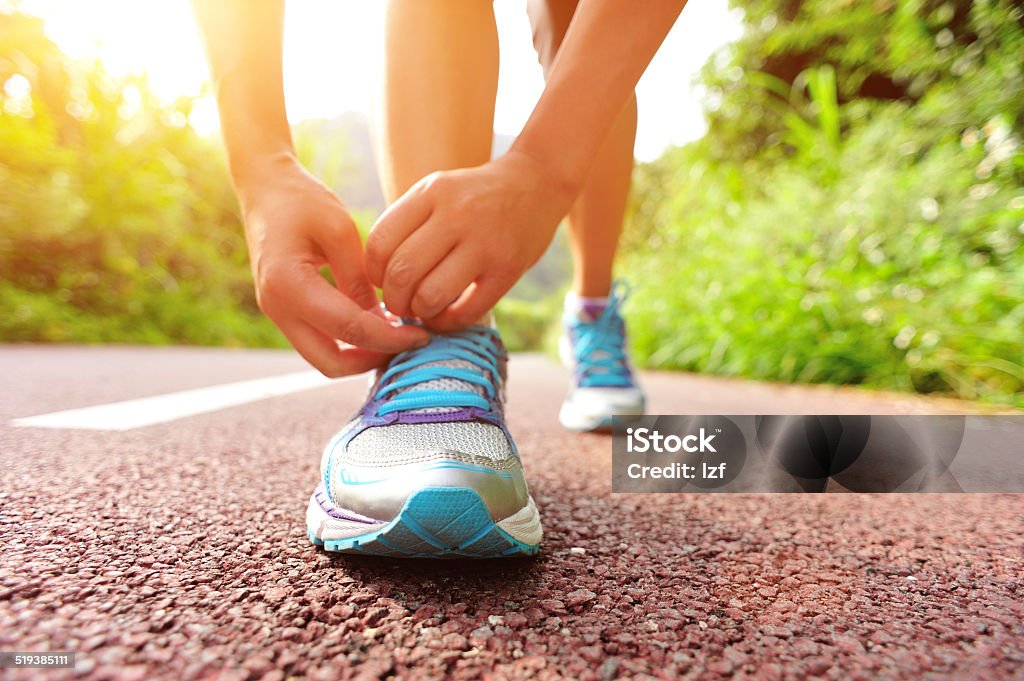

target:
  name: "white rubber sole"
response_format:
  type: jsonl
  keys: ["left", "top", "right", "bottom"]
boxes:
{"left": 559, "top": 400, "right": 644, "bottom": 432}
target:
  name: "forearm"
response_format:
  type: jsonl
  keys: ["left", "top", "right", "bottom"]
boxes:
{"left": 511, "top": 0, "right": 686, "bottom": 197}
{"left": 192, "top": 0, "right": 294, "bottom": 195}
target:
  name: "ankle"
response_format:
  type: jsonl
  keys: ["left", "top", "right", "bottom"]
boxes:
{"left": 565, "top": 291, "right": 609, "bottom": 322}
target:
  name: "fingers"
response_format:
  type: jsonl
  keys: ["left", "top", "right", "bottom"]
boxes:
{"left": 408, "top": 243, "right": 480, "bottom": 320}
{"left": 279, "top": 319, "right": 394, "bottom": 378}
{"left": 261, "top": 262, "right": 430, "bottom": 354}
{"left": 365, "top": 179, "right": 434, "bottom": 287}
{"left": 423, "top": 275, "right": 510, "bottom": 333}
{"left": 317, "top": 216, "right": 380, "bottom": 311}
{"left": 381, "top": 220, "right": 459, "bottom": 318}
{"left": 299, "top": 270, "right": 429, "bottom": 353}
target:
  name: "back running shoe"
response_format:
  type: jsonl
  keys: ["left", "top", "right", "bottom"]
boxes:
{"left": 559, "top": 281, "right": 646, "bottom": 432}
{"left": 307, "top": 325, "right": 542, "bottom": 558}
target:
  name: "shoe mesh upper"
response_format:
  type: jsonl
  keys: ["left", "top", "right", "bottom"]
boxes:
{"left": 345, "top": 420, "right": 513, "bottom": 465}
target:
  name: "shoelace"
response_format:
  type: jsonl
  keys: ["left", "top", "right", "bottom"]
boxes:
{"left": 372, "top": 326, "right": 502, "bottom": 416}
{"left": 572, "top": 283, "right": 634, "bottom": 388}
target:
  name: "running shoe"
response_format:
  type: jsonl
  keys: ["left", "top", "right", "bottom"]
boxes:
{"left": 306, "top": 325, "right": 542, "bottom": 558}
{"left": 559, "top": 281, "right": 646, "bottom": 432}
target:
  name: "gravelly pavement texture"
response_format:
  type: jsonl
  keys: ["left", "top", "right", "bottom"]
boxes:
{"left": 1, "top": 346, "right": 1022, "bottom": 680}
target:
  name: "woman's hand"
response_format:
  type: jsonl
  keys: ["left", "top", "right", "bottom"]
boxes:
{"left": 238, "top": 156, "right": 429, "bottom": 376}
{"left": 365, "top": 150, "right": 576, "bottom": 331}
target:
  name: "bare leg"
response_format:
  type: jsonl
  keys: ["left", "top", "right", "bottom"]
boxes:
{"left": 527, "top": 0, "right": 637, "bottom": 298}
{"left": 374, "top": 0, "right": 499, "bottom": 202}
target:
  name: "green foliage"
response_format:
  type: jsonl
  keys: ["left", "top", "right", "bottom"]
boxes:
{"left": 494, "top": 294, "right": 562, "bottom": 354}
{"left": 626, "top": 0, "right": 1024, "bottom": 405}
{"left": 702, "top": 0, "right": 1024, "bottom": 158}
{"left": 0, "top": 10, "right": 284, "bottom": 347}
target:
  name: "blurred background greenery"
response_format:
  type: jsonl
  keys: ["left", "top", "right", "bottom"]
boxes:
{"left": 1, "top": 1, "right": 1021, "bottom": 405}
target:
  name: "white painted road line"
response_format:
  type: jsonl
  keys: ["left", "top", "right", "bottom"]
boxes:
{"left": 9, "top": 371, "right": 357, "bottom": 431}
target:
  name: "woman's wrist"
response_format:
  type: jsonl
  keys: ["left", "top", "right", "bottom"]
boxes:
{"left": 505, "top": 141, "right": 583, "bottom": 209}
{"left": 211, "top": 72, "right": 296, "bottom": 198}
{"left": 230, "top": 149, "right": 302, "bottom": 206}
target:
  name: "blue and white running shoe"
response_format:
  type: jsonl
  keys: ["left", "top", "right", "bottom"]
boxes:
{"left": 306, "top": 325, "right": 542, "bottom": 558}
{"left": 559, "top": 282, "right": 646, "bottom": 432}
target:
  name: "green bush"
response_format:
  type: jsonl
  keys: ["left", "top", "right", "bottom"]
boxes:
{"left": 0, "top": 10, "right": 284, "bottom": 348}
{"left": 624, "top": 0, "right": 1023, "bottom": 405}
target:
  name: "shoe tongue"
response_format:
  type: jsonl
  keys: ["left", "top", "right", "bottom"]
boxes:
{"left": 573, "top": 305, "right": 618, "bottom": 367}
